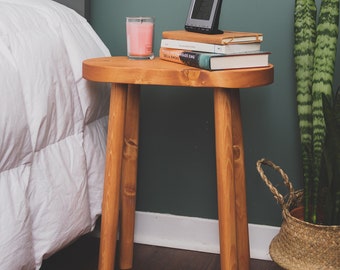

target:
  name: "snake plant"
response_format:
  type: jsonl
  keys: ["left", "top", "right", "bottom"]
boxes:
{"left": 294, "top": 0, "right": 339, "bottom": 224}
{"left": 322, "top": 88, "right": 340, "bottom": 225}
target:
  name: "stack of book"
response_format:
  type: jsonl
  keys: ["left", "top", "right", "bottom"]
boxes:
{"left": 159, "top": 30, "right": 270, "bottom": 71}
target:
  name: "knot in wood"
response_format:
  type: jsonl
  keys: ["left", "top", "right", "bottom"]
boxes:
{"left": 182, "top": 69, "right": 201, "bottom": 81}
{"left": 123, "top": 185, "right": 136, "bottom": 197}
{"left": 233, "top": 145, "right": 241, "bottom": 160}
{"left": 123, "top": 138, "right": 138, "bottom": 159}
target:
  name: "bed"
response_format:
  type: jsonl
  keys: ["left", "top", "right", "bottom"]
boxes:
{"left": 0, "top": 0, "right": 111, "bottom": 269}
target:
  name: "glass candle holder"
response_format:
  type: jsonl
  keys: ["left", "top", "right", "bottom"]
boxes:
{"left": 126, "top": 17, "right": 154, "bottom": 60}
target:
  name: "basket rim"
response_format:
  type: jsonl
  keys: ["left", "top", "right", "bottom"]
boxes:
{"left": 283, "top": 207, "right": 340, "bottom": 230}
{"left": 283, "top": 190, "right": 340, "bottom": 230}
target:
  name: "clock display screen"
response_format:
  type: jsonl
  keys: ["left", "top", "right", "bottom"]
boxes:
{"left": 191, "top": 0, "right": 213, "bottom": 20}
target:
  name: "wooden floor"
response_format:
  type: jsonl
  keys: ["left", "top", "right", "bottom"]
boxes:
{"left": 41, "top": 234, "right": 283, "bottom": 270}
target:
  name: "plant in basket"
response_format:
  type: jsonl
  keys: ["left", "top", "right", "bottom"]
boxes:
{"left": 294, "top": 0, "right": 340, "bottom": 225}
{"left": 319, "top": 88, "right": 340, "bottom": 225}
{"left": 257, "top": 159, "right": 340, "bottom": 270}
{"left": 256, "top": 0, "right": 340, "bottom": 268}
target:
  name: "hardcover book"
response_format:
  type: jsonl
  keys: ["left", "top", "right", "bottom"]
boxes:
{"left": 161, "top": 38, "right": 261, "bottom": 54}
{"left": 159, "top": 47, "right": 270, "bottom": 71}
{"left": 162, "top": 30, "right": 263, "bottom": 45}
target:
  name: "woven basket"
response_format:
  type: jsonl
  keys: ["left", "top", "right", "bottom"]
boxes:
{"left": 256, "top": 158, "right": 340, "bottom": 270}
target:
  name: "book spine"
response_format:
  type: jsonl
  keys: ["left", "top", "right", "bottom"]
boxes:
{"left": 161, "top": 39, "right": 261, "bottom": 54}
{"left": 159, "top": 48, "right": 211, "bottom": 70}
{"left": 161, "top": 39, "right": 222, "bottom": 54}
{"left": 161, "top": 30, "right": 264, "bottom": 44}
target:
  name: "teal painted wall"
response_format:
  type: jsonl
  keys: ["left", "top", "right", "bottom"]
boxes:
{"left": 90, "top": 0, "right": 340, "bottom": 226}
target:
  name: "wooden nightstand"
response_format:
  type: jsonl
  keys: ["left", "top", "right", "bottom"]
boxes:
{"left": 83, "top": 57, "right": 274, "bottom": 270}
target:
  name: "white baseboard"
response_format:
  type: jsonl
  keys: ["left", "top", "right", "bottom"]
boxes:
{"left": 134, "top": 211, "right": 280, "bottom": 261}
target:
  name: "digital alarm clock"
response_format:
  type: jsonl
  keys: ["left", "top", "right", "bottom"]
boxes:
{"left": 185, "top": 0, "right": 223, "bottom": 34}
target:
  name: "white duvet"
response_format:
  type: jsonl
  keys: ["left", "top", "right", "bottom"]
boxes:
{"left": 0, "top": 0, "right": 110, "bottom": 269}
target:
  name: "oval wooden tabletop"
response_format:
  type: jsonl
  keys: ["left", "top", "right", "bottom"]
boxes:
{"left": 83, "top": 56, "right": 274, "bottom": 89}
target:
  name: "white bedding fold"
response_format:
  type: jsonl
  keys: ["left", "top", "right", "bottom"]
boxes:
{"left": 0, "top": 0, "right": 110, "bottom": 269}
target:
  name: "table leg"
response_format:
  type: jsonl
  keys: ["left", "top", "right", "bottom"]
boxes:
{"left": 214, "top": 88, "right": 250, "bottom": 270}
{"left": 213, "top": 88, "right": 238, "bottom": 270}
{"left": 230, "top": 90, "right": 250, "bottom": 270}
{"left": 119, "top": 85, "right": 141, "bottom": 269}
{"left": 99, "top": 83, "right": 128, "bottom": 270}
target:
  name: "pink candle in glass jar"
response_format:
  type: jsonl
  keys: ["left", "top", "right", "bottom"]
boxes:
{"left": 126, "top": 17, "right": 154, "bottom": 59}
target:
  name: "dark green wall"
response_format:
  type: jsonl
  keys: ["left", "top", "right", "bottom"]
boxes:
{"left": 90, "top": 0, "right": 340, "bottom": 226}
